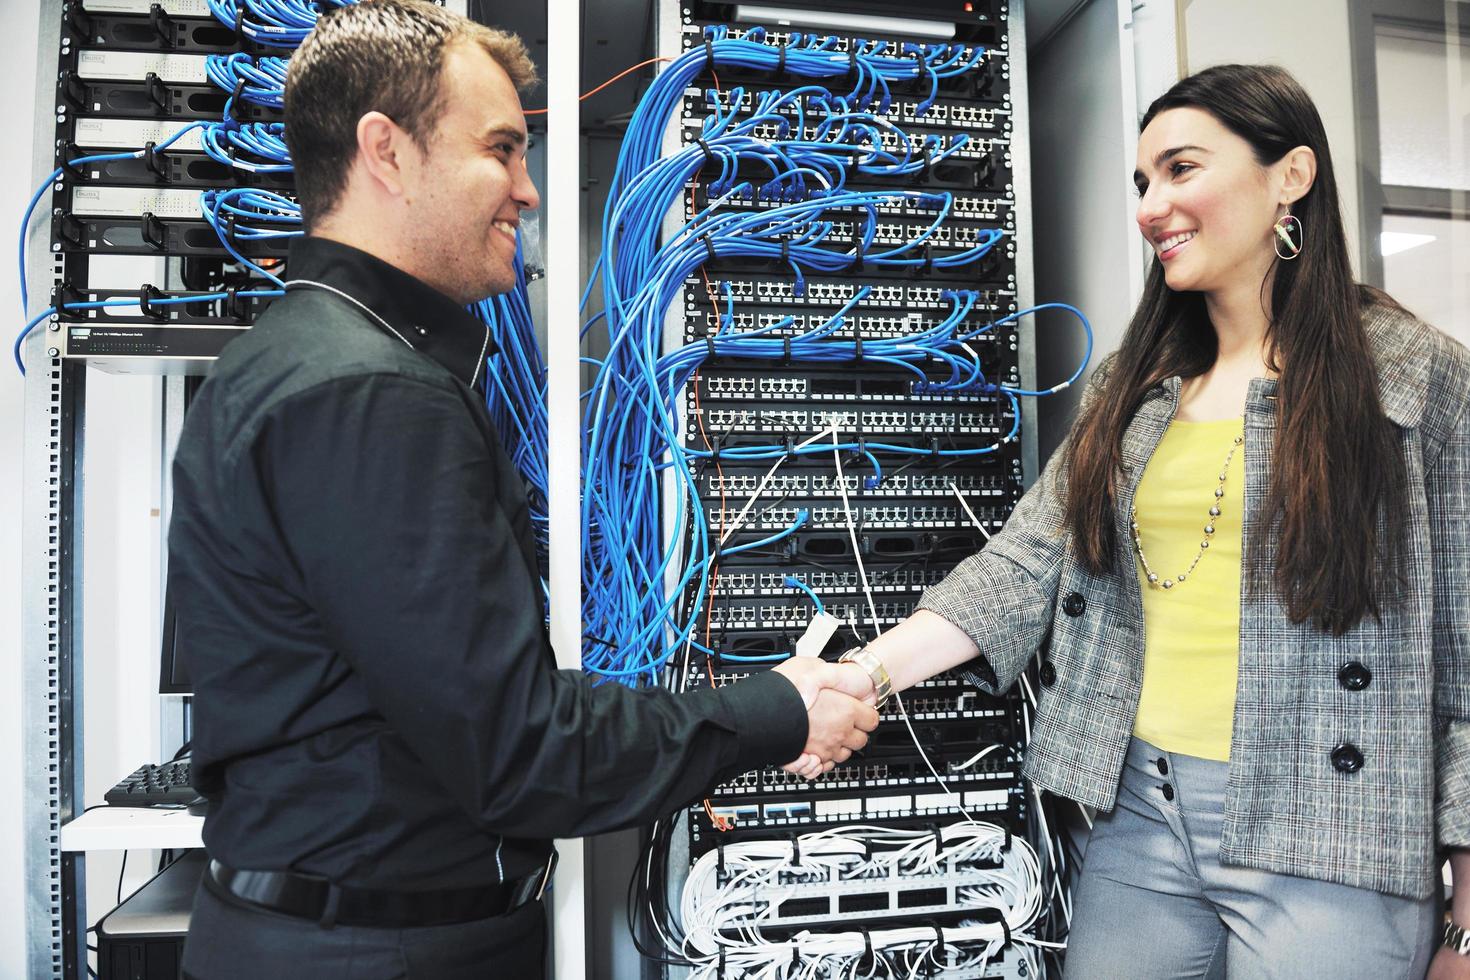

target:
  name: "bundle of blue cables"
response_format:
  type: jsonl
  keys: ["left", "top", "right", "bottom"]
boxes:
{"left": 205, "top": 53, "right": 289, "bottom": 112}
{"left": 578, "top": 28, "right": 1091, "bottom": 686}
{"left": 13, "top": 121, "right": 287, "bottom": 374}
{"left": 473, "top": 242, "right": 549, "bottom": 584}
{"left": 206, "top": 0, "right": 355, "bottom": 48}
{"left": 200, "top": 120, "right": 293, "bottom": 173}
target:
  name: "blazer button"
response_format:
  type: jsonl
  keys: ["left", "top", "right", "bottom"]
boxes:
{"left": 1039, "top": 661, "right": 1057, "bottom": 687}
{"left": 1337, "top": 661, "right": 1371, "bottom": 691}
{"left": 1061, "top": 592, "right": 1086, "bottom": 617}
{"left": 1330, "top": 743, "right": 1364, "bottom": 774}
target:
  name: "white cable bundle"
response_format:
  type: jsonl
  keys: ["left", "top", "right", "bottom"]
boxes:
{"left": 679, "top": 821, "right": 1057, "bottom": 977}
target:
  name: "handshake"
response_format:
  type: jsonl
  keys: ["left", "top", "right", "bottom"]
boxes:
{"left": 771, "top": 657, "right": 880, "bottom": 781}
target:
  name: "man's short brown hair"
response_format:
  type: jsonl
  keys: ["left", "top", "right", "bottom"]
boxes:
{"left": 284, "top": 0, "right": 537, "bottom": 229}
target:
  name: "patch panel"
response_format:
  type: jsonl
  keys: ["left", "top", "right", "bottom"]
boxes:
{"left": 666, "top": 2, "right": 1039, "bottom": 963}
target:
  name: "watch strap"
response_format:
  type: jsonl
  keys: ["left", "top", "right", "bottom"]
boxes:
{"left": 839, "top": 646, "right": 892, "bottom": 709}
{"left": 1444, "top": 920, "right": 1470, "bottom": 956}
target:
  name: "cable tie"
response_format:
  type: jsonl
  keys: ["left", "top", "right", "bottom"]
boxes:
{"left": 703, "top": 236, "right": 717, "bottom": 264}
{"left": 60, "top": 71, "right": 87, "bottom": 110}
{"left": 999, "top": 913, "right": 1012, "bottom": 949}
{"left": 921, "top": 240, "right": 934, "bottom": 275}
{"left": 859, "top": 926, "right": 874, "bottom": 966}
{"left": 847, "top": 48, "right": 859, "bottom": 83}
{"left": 930, "top": 823, "right": 943, "bottom": 854}
{"left": 143, "top": 141, "right": 167, "bottom": 181}
{"left": 853, "top": 335, "right": 863, "bottom": 363}
{"left": 140, "top": 212, "right": 166, "bottom": 251}
{"left": 919, "top": 141, "right": 932, "bottom": 179}
{"left": 705, "top": 36, "right": 716, "bottom": 73}
{"left": 51, "top": 212, "right": 84, "bottom": 248}
{"left": 696, "top": 137, "right": 716, "bottom": 167}
{"left": 862, "top": 838, "right": 874, "bottom": 862}
{"left": 232, "top": 4, "right": 244, "bottom": 38}
{"left": 58, "top": 142, "right": 86, "bottom": 182}
{"left": 717, "top": 947, "right": 725, "bottom": 979}
{"left": 149, "top": 3, "right": 175, "bottom": 47}
{"left": 1002, "top": 821, "right": 1013, "bottom": 852}
{"left": 716, "top": 841, "right": 727, "bottom": 883}
{"left": 783, "top": 435, "right": 796, "bottom": 458}
{"left": 781, "top": 337, "right": 792, "bottom": 365}
{"left": 51, "top": 282, "right": 82, "bottom": 314}
{"left": 791, "top": 945, "right": 801, "bottom": 969}
{"left": 705, "top": 333, "right": 717, "bottom": 362}
{"left": 929, "top": 437, "right": 941, "bottom": 458}
{"left": 789, "top": 831, "right": 801, "bottom": 865}
{"left": 231, "top": 76, "right": 247, "bottom": 110}
{"left": 776, "top": 44, "right": 787, "bottom": 78}
{"left": 144, "top": 71, "right": 169, "bottom": 113}
{"left": 779, "top": 239, "right": 790, "bottom": 267}
{"left": 138, "top": 283, "right": 167, "bottom": 322}
{"left": 848, "top": 237, "right": 864, "bottom": 273}
{"left": 64, "top": 6, "right": 93, "bottom": 37}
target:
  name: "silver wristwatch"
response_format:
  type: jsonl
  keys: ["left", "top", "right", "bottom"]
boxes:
{"left": 1445, "top": 920, "right": 1470, "bottom": 957}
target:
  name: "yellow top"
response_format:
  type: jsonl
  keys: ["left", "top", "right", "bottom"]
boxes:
{"left": 1131, "top": 417, "right": 1245, "bottom": 762}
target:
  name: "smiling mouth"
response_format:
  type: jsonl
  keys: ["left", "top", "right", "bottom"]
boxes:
{"left": 1156, "top": 230, "right": 1196, "bottom": 258}
{"left": 492, "top": 220, "right": 518, "bottom": 241}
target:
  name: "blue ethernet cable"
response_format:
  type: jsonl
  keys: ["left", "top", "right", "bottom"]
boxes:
{"left": 784, "top": 575, "right": 825, "bottom": 616}
{"left": 205, "top": 53, "right": 290, "bottom": 112}
{"left": 207, "top": 0, "right": 354, "bottom": 48}
{"left": 200, "top": 188, "right": 302, "bottom": 286}
{"left": 201, "top": 120, "right": 293, "bottom": 173}
{"left": 14, "top": 124, "right": 232, "bottom": 370}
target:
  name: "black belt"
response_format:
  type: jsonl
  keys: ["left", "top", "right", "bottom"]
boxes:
{"left": 206, "top": 851, "right": 555, "bottom": 929}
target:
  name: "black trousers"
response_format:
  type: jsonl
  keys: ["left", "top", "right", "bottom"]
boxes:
{"left": 180, "top": 874, "right": 547, "bottom": 980}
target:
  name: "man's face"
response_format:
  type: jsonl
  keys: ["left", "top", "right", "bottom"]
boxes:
{"left": 403, "top": 43, "right": 540, "bottom": 304}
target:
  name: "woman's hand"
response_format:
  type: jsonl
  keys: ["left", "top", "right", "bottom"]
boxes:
{"left": 1428, "top": 946, "right": 1470, "bottom": 980}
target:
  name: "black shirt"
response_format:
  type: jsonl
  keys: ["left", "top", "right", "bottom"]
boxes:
{"left": 167, "top": 236, "right": 806, "bottom": 890}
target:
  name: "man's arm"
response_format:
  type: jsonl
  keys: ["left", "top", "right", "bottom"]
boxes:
{"left": 251, "top": 374, "right": 866, "bottom": 838}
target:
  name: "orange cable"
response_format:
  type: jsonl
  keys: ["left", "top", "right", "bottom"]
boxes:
{"left": 522, "top": 56, "right": 673, "bottom": 115}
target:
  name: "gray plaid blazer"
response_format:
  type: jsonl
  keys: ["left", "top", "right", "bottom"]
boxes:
{"left": 919, "top": 304, "right": 1470, "bottom": 900}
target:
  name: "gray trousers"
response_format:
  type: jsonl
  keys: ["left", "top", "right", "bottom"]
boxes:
{"left": 1064, "top": 737, "right": 1440, "bottom": 980}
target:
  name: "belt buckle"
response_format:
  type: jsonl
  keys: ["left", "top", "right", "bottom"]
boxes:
{"left": 534, "top": 849, "right": 557, "bottom": 902}
{"left": 511, "top": 849, "right": 557, "bottom": 909}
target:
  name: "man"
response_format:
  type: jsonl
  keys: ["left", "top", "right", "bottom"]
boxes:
{"left": 168, "top": 3, "right": 877, "bottom": 978}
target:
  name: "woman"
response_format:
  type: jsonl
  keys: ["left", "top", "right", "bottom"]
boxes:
{"left": 823, "top": 65, "right": 1470, "bottom": 978}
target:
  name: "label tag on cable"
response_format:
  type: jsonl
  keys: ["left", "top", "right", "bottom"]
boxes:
{"left": 794, "top": 612, "right": 841, "bottom": 659}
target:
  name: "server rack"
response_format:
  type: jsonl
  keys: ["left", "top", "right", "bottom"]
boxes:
{"left": 622, "top": 1, "right": 1049, "bottom": 974}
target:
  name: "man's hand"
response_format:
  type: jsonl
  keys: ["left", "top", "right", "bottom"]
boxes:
{"left": 772, "top": 657, "right": 878, "bottom": 779}
{"left": 788, "top": 688, "right": 878, "bottom": 778}
{"left": 772, "top": 657, "right": 874, "bottom": 708}
{"left": 770, "top": 658, "right": 878, "bottom": 779}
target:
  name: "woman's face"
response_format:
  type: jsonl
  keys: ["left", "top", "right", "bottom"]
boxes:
{"left": 1134, "top": 107, "right": 1282, "bottom": 297}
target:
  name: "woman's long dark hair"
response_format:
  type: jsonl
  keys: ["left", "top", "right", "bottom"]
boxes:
{"left": 1062, "top": 64, "right": 1405, "bottom": 634}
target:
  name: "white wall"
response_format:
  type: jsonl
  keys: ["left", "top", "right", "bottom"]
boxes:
{"left": 1183, "top": 0, "right": 1364, "bottom": 272}
{"left": 3, "top": 2, "right": 42, "bottom": 974}
{"left": 1028, "top": 0, "right": 1144, "bottom": 461}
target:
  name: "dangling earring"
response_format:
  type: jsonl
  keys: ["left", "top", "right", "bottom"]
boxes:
{"left": 1273, "top": 209, "right": 1303, "bottom": 261}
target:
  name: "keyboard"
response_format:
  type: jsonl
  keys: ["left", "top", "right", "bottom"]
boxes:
{"left": 104, "top": 761, "right": 201, "bottom": 807}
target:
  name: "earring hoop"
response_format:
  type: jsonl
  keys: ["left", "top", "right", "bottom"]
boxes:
{"left": 1273, "top": 212, "right": 1303, "bottom": 261}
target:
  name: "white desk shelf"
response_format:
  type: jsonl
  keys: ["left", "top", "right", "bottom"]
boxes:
{"left": 60, "top": 807, "right": 204, "bottom": 852}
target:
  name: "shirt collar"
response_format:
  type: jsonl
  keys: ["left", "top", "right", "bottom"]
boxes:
{"left": 283, "top": 236, "right": 496, "bottom": 388}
